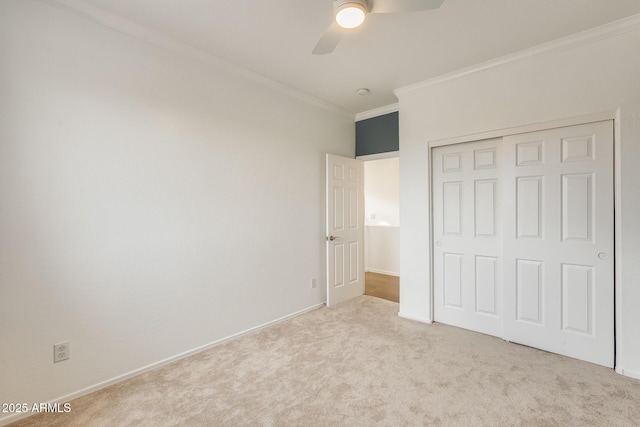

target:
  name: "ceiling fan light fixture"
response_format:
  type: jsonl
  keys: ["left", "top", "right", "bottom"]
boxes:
{"left": 335, "top": 3, "right": 367, "bottom": 29}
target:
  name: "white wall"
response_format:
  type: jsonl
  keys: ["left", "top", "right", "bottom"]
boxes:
{"left": 0, "top": 1, "right": 354, "bottom": 422}
{"left": 365, "top": 226, "right": 400, "bottom": 276}
{"left": 397, "top": 21, "right": 640, "bottom": 377}
{"left": 364, "top": 158, "right": 400, "bottom": 275}
{"left": 364, "top": 157, "right": 400, "bottom": 227}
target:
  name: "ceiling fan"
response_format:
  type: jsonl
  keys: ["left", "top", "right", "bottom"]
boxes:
{"left": 313, "top": 0, "right": 445, "bottom": 55}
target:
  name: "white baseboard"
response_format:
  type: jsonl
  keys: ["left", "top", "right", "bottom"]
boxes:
{"left": 0, "top": 303, "right": 325, "bottom": 427}
{"left": 398, "top": 311, "right": 433, "bottom": 324}
{"left": 365, "top": 268, "right": 400, "bottom": 277}
{"left": 615, "top": 366, "right": 640, "bottom": 380}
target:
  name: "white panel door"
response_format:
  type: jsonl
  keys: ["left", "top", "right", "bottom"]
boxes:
{"left": 326, "top": 154, "right": 364, "bottom": 307}
{"left": 433, "top": 139, "right": 503, "bottom": 337}
{"left": 502, "top": 121, "right": 614, "bottom": 367}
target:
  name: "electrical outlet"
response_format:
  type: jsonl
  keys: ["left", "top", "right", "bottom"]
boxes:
{"left": 311, "top": 278, "right": 317, "bottom": 289}
{"left": 54, "top": 341, "right": 70, "bottom": 363}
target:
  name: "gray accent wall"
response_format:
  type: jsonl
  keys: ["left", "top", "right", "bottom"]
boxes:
{"left": 356, "top": 112, "right": 399, "bottom": 156}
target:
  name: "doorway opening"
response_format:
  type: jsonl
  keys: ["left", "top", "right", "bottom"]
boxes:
{"left": 363, "top": 156, "right": 399, "bottom": 303}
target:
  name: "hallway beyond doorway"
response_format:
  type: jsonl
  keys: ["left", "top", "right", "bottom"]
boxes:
{"left": 365, "top": 272, "right": 399, "bottom": 303}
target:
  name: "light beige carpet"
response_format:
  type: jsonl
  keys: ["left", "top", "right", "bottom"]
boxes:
{"left": 11, "top": 296, "right": 640, "bottom": 426}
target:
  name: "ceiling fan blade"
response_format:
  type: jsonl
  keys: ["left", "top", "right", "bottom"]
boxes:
{"left": 369, "top": 0, "right": 444, "bottom": 14}
{"left": 312, "top": 22, "right": 342, "bottom": 55}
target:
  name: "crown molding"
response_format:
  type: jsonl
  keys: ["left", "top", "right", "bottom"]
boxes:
{"left": 355, "top": 103, "right": 399, "bottom": 121}
{"left": 36, "top": 0, "right": 355, "bottom": 120}
{"left": 395, "top": 13, "right": 640, "bottom": 97}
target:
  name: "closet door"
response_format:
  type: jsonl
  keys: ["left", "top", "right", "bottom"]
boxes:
{"left": 502, "top": 121, "right": 614, "bottom": 367}
{"left": 432, "top": 139, "right": 503, "bottom": 337}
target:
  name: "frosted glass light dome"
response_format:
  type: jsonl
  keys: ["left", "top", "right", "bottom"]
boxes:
{"left": 336, "top": 3, "right": 366, "bottom": 29}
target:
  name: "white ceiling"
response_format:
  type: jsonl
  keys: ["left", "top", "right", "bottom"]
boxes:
{"left": 66, "top": 0, "right": 640, "bottom": 115}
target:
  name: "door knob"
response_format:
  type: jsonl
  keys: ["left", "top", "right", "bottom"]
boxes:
{"left": 328, "top": 235, "right": 340, "bottom": 241}
{"left": 436, "top": 241, "right": 443, "bottom": 247}
{"left": 598, "top": 252, "right": 609, "bottom": 260}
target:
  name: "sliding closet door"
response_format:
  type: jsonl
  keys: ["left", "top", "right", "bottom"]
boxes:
{"left": 432, "top": 139, "right": 503, "bottom": 338}
{"left": 502, "top": 121, "right": 614, "bottom": 367}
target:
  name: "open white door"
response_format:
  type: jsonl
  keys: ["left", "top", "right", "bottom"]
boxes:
{"left": 326, "top": 154, "right": 364, "bottom": 307}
